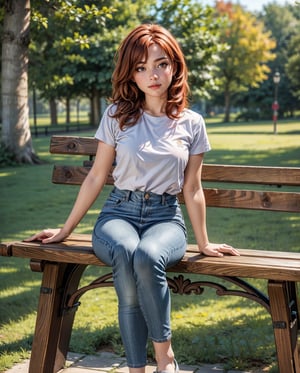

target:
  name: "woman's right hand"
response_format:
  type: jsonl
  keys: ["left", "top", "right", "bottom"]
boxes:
{"left": 23, "top": 228, "right": 69, "bottom": 244}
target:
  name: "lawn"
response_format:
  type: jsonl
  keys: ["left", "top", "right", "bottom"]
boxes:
{"left": 0, "top": 118, "right": 299, "bottom": 372}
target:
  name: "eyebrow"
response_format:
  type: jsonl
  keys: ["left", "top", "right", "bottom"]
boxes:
{"left": 137, "top": 56, "right": 169, "bottom": 64}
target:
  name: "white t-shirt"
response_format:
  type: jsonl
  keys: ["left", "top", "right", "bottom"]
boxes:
{"left": 95, "top": 104, "right": 211, "bottom": 195}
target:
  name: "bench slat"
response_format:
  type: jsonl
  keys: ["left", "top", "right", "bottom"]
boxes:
{"left": 203, "top": 188, "right": 300, "bottom": 212}
{"left": 50, "top": 136, "right": 98, "bottom": 155}
{"left": 202, "top": 164, "right": 300, "bottom": 186}
{"left": 2, "top": 236, "right": 300, "bottom": 282}
{"left": 52, "top": 165, "right": 300, "bottom": 212}
{"left": 50, "top": 136, "right": 300, "bottom": 186}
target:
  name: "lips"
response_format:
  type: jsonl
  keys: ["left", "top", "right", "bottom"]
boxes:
{"left": 148, "top": 84, "right": 161, "bottom": 89}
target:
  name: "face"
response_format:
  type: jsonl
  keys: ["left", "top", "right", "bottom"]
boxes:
{"left": 132, "top": 43, "right": 173, "bottom": 101}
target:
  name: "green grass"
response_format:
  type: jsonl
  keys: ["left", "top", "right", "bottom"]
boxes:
{"left": 29, "top": 111, "right": 90, "bottom": 126}
{"left": 1, "top": 119, "right": 300, "bottom": 372}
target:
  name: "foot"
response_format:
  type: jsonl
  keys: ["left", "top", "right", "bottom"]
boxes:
{"left": 154, "top": 359, "right": 179, "bottom": 373}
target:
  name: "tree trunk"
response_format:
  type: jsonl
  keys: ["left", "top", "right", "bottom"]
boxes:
{"left": 224, "top": 85, "right": 231, "bottom": 123}
{"left": 91, "top": 87, "right": 100, "bottom": 126}
{"left": 1, "top": 0, "right": 40, "bottom": 164}
{"left": 50, "top": 98, "right": 57, "bottom": 125}
{"left": 66, "top": 97, "right": 71, "bottom": 124}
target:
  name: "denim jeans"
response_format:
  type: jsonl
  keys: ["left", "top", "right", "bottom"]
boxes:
{"left": 92, "top": 187, "right": 187, "bottom": 368}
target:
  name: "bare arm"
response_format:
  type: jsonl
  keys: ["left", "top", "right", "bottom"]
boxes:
{"left": 183, "top": 154, "right": 239, "bottom": 257}
{"left": 24, "top": 141, "right": 115, "bottom": 244}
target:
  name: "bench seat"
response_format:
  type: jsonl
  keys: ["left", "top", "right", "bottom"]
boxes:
{"left": 2, "top": 234, "right": 300, "bottom": 281}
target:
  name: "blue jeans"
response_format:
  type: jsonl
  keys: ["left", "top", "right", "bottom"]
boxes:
{"left": 92, "top": 187, "right": 187, "bottom": 368}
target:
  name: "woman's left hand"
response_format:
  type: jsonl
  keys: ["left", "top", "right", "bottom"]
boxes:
{"left": 200, "top": 242, "right": 240, "bottom": 257}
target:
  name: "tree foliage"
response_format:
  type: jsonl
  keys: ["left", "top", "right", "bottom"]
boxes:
{"left": 28, "top": 0, "right": 225, "bottom": 126}
{"left": 29, "top": 0, "right": 156, "bottom": 126}
{"left": 153, "top": 0, "right": 225, "bottom": 102}
{"left": 258, "top": 3, "right": 299, "bottom": 117}
{"left": 29, "top": 0, "right": 116, "bottom": 125}
{"left": 286, "top": 32, "right": 300, "bottom": 99}
{"left": 214, "top": 0, "right": 276, "bottom": 122}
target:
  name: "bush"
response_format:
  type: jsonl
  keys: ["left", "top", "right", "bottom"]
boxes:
{"left": 0, "top": 142, "right": 18, "bottom": 167}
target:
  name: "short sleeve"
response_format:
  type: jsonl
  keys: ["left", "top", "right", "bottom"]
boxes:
{"left": 189, "top": 113, "right": 211, "bottom": 155}
{"left": 94, "top": 105, "right": 118, "bottom": 147}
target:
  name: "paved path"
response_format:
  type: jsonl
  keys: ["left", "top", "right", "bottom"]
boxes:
{"left": 4, "top": 351, "right": 267, "bottom": 373}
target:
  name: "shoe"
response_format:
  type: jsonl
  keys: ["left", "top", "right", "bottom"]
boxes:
{"left": 154, "top": 359, "right": 179, "bottom": 373}
{"left": 174, "top": 359, "right": 179, "bottom": 373}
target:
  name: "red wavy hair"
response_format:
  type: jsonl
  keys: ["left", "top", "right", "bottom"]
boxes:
{"left": 110, "top": 24, "right": 189, "bottom": 130}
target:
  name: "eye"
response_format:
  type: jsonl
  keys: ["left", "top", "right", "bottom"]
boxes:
{"left": 158, "top": 61, "right": 169, "bottom": 69}
{"left": 136, "top": 65, "right": 145, "bottom": 72}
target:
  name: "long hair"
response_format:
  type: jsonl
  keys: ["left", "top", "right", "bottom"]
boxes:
{"left": 110, "top": 24, "right": 189, "bottom": 130}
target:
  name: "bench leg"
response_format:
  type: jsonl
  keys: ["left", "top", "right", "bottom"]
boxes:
{"left": 268, "top": 280, "right": 300, "bottom": 373}
{"left": 29, "top": 262, "right": 86, "bottom": 373}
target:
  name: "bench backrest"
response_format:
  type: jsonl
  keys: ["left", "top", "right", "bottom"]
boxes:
{"left": 50, "top": 135, "right": 300, "bottom": 213}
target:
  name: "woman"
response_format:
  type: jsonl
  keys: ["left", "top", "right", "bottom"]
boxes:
{"left": 25, "top": 24, "right": 239, "bottom": 373}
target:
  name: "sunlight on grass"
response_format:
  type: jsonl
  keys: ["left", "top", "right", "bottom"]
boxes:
{"left": 0, "top": 171, "right": 16, "bottom": 177}
{"left": 0, "top": 267, "right": 19, "bottom": 274}
{"left": 0, "top": 287, "right": 35, "bottom": 298}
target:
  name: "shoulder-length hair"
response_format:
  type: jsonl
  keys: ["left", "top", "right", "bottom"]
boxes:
{"left": 110, "top": 24, "right": 189, "bottom": 130}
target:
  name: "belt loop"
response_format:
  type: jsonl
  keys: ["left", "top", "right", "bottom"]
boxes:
{"left": 161, "top": 194, "right": 166, "bottom": 205}
{"left": 125, "top": 190, "right": 131, "bottom": 201}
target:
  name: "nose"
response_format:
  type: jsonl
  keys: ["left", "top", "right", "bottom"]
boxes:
{"left": 150, "top": 68, "right": 158, "bottom": 80}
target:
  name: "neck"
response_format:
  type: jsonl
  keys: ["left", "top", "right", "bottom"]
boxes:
{"left": 144, "top": 97, "right": 166, "bottom": 117}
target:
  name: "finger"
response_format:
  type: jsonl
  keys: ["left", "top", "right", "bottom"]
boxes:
{"left": 211, "top": 248, "right": 224, "bottom": 257}
{"left": 24, "top": 230, "right": 51, "bottom": 242}
{"left": 220, "top": 243, "right": 232, "bottom": 249}
{"left": 42, "top": 237, "right": 54, "bottom": 244}
{"left": 23, "top": 233, "right": 43, "bottom": 242}
{"left": 219, "top": 246, "right": 240, "bottom": 256}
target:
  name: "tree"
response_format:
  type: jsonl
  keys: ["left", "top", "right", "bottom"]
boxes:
{"left": 63, "top": 0, "right": 156, "bottom": 126}
{"left": 286, "top": 32, "right": 300, "bottom": 99}
{"left": 1, "top": 0, "right": 40, "bottom": 163}
{"left": 214, "top": 1, "right": 276, "bottom": 122}
{"left": 29, "top": 0, "right": 155, "bottom": 127}
{"left": 152, "top": 0, "right": 225, "bottom": 103}
{"left": 1, "top": 0, "right": 114, "bottom": 164}
{"left": 258, "top": 2, "right": 300, "bottom": 117}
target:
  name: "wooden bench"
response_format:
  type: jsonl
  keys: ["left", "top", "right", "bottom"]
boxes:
{"left": 1, "top": 135, "right": 300, "bottom": 373}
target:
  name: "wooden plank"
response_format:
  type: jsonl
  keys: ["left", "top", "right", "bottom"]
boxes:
{"left": 49, "top": 136, "right": 300, "bottom": 186}
{"left": 268, "top": 281, "right": 299, "bottom": 373}
{"left": 7, "top": 234, "right": 300, "bottom": 262}
{"left": 172, "top": 256, "right": 300, "bottom": 281}
{"left": 50, "top": 136, "right": 97, "bottom": 155}
{"left": 51, "top": 166, "right": 300, "bottom": 212}
{"left": 0, "top": 242, "right": 11, "bottom": 256}
{"left": 203, "top": 188, "right": 300, "bottom": 212}
{"left": 187, "top": 244, "right": 300, "bottom": 259}
{"left": 5, "top": 237, "right": 300, "bottom": 282}
{"left": 202, "top": 164, "right": 300, "bottom": 186}
{"left": 29, "top": 262, "right": 64, "bottom": 373}
{"left": 52, "top": 165, "right": 115, "bottom": 186}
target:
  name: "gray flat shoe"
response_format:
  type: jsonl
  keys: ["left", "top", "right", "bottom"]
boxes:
{"left": 154, "top": 359, "right": 179, "bottom": 373}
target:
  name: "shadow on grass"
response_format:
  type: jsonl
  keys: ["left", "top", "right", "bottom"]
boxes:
{"left": 172, "top": 314, "right": 276, "bottom": 371}
{"left": 0, "top": 258, "right": 40, "bottom": 326}
{"left": 209, "top": 130, "right": 300, "bottom": 135}
{"left": 0, "top": 288, "right": 39, "bottom": 326}
{"left": 0, "top": 335, "right": 33, "bottom": 356}
{"left": 0, "top": 263, "right": 277, "bottom": 371}
{"left": 69, "top": 305, "right": 276, "bottom": 371}
{"left": 205, "top": 147, "right": 300, "bottom": 166}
